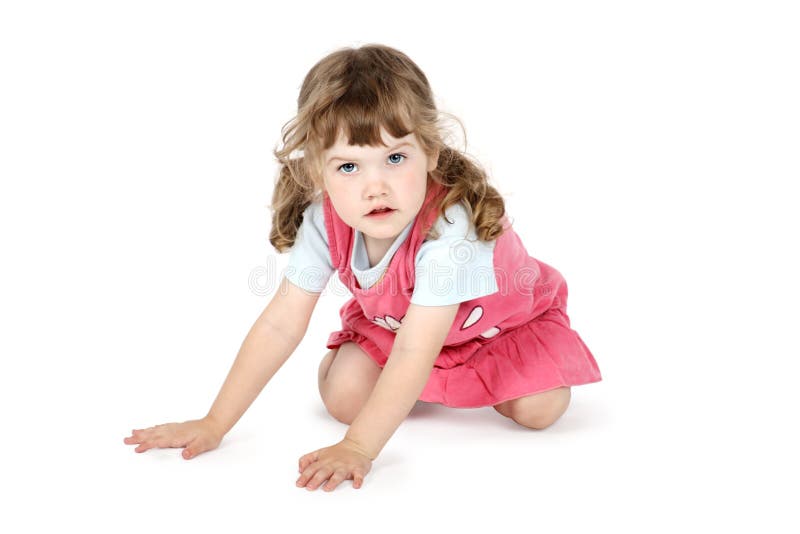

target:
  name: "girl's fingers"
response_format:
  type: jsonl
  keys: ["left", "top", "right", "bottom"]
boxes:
{"left": 134, "top": 443, "right": 151, "bottom": 453}
{"left": 298, "top": 452, "right": 319, "bottom": 472}
{"left": 323, "top": 470, "right": 347, "bottom": 492}
{"left": 297, "top": 461, "right": 322, "bottom": 487}
{"left": 126, "top": 430, "right": 166, "bottom": 452}
{"left": 125, "top": 429, "right": 153, "bottom": 442}
{"left": 305, "top": 467, "right": 333, "bottom": 490}
{"left": 353, "top": 473, "right": 364, "bottom": 489}
{"left": 296, "top": 469, "right": 311, "bottom": 486}
{"left": 127, "top": 431, "right": 152, "bottom": 451}
{"left": 128, "top": 429, "right": 153, "bottom": 442}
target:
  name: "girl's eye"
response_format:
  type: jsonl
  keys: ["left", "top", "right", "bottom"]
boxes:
{"left": 337, "top": 153, "right": 406, "bottom": 175}
{"left": 388, "top": 153, "right": 406, "bottom": 165}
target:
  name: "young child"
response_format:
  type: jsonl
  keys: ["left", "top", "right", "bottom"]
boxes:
{"left": 124, "top": 43, "right": 602, "bottom": 492}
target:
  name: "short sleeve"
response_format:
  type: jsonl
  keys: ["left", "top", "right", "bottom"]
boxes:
{"left": 410, "top": 201, "right": 499, "bottom": 306}
{"left": 285, "top": 202, "right": 335, "bottom": 292}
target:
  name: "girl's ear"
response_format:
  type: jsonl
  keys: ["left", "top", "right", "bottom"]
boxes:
{"left": 311, "top": 168, "right": 326, "bottom": 192}
{"left": 426, "top": 148, "right": 440, "bottom": 173}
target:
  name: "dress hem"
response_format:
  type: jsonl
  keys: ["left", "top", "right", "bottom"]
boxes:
{"left": 325, "top": 308, "right": 602, "bottom": 409}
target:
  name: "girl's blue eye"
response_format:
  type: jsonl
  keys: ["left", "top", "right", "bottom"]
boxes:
{"left": 337, "top": 153, "right": 406, "bottom": 174}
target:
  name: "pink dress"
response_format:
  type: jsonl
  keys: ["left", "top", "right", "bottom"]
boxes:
{"left": 323, "top": 181, "right": 602, "bottom": 408}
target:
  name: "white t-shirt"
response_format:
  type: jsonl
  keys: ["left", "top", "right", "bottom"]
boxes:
{"left": 285, "top": 200, "right": 498, "bottom": 306}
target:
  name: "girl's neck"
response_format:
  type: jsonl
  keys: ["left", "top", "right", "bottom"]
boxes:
{"left": 362, "top": 234, "right": 394, "bottom": 268}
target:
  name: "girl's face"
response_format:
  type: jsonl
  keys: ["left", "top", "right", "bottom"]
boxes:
{"left": 321, "top": 128, "right": 439, "bottom": 246}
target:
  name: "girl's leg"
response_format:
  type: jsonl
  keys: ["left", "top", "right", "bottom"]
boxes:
{"left": 492, "top": 387, "right": 571, "bottom": 429}
{"left": 318, "top": 342, "right": 382, "bottom": 425}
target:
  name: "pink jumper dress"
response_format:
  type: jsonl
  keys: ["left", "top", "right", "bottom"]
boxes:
{"left": 323, "top": 181, "right": 602, "bottom": 408}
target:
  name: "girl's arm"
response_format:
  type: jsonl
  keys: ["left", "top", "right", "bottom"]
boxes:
{"left": 205, "top": 275, "right": 321, "bottom": 437}
{"left": 342, "top": 302, "right": 460, "bottom": 459}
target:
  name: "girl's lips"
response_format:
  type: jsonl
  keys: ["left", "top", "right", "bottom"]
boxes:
{"left": 365, "top": 208, "right": 395, "bottom": 218}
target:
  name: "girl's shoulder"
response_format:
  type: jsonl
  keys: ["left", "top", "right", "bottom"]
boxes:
{"left": 299, "top": 199, "right": 328, "bottom": 242}
{"left": 411, "top": 200, "right": 499, "bottom": 305}
{"left": 284, "top": 198, "right": 334, "bottom": 293}
{"left": 425, "top": 199, "right": 480, "bottom": 243}
{"left": 417, "top": 199, "right": 496, "bottom": 261}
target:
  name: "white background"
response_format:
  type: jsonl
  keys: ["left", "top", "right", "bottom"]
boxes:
{"left": 1, "top": 1, "right": 798, "bottom": 532}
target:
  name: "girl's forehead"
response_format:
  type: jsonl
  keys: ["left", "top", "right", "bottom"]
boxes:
{"left": 328, "top": 130, "right": 417, "bottom": 151}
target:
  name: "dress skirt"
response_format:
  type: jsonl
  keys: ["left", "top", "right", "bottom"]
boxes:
{"left": 326, "top": 305, "right": 602, "bottom": 409}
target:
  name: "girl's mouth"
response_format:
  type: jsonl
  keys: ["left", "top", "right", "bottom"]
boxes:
{"left": 366, "top": 207, "right": 395, "bottom": 218}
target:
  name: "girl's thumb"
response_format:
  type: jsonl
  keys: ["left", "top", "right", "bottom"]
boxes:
{"left": 183, "top": 435, "right": 202, "bottom": 459}
{"left": 183, "top": 436, "right": 208, "bottom": 460}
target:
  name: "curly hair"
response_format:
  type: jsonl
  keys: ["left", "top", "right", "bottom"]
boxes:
{"left": 269, "top": 43, "right": 506, "bottom": 253}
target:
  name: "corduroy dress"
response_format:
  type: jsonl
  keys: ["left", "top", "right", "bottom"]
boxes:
{"left": 323, "top": 181, "right": 601, "bottom": 408}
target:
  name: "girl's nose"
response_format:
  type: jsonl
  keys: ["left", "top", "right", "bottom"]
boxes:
{"left": 364, "top": 173, "right": 389, "bottom": 199}
{"left": 367, "top": 189, "right": 388, "bottom": 200}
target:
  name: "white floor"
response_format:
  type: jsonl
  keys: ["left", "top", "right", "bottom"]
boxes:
{"left": 8, "top": 309, "right": 796, "bottom": 533}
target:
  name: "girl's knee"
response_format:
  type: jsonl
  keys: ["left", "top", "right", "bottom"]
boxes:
{"left": 317, "top": 349, "right": 337, "bottom": 387}
{"left": 505, "top": 387, "right": 571, "bottom": 430}
{"left": 320, "top": 377, "right": 370, "bottom": 425}
{"left": 317, "top": 343, "right": 381, "bottom": 424}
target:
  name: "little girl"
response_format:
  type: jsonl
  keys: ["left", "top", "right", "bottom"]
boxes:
{"left": 124, "top": 43, "right": 602, "bottom": 492}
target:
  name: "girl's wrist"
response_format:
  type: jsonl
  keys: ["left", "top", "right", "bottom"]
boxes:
{"left": 343, "top": 436, "right": 377, "bottom": 461}
{"left": 203, "top": 414, "right": 228, "bottom": 438}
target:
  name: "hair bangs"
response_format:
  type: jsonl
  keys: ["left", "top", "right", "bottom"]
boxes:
{"left": 317, "top": 89, "right": 416, "bottom": 151}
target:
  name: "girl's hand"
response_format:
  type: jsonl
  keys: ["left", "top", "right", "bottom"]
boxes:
{"left": 123, "top": 417, "right": 224, "bottom": 460}
{"left": 296, "top": 438, "right": 373, "bottom": 491}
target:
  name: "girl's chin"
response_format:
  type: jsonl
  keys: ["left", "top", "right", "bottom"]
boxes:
{"left": 361, "top": 229, "right": 399, "bottom": 240}
{"left": 360, "top": 224, "right": 403, "bottom": 240}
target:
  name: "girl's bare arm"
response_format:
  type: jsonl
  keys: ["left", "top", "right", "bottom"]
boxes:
{"left": 204, "top": 275, "right": 322, "bottom": 436}
{"left": 342, "top": 302, "right": 460, "bottom": 459}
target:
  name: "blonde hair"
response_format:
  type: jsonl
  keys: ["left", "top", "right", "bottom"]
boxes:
{"left": 269, "top": 43, "right": 506, "bottom": 253}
